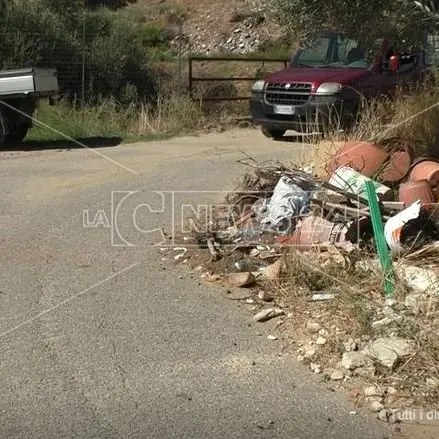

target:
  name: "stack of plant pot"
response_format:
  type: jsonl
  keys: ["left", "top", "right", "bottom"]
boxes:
{"left": 325, "top": 140, "right": 439, "bottom": 207}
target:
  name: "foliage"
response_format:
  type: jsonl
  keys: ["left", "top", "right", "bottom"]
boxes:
{"left": 0, "top": 0, "right": 157, "bottom": 102}
{"left": 269, "top": 0, "right": 433, "bottom": 42}
{"left": 86, "top": 0, "right": 137, "bottom": 9}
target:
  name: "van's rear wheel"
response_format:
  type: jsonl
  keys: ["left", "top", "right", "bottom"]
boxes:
{"left": 261, "top": 127, "right": 286, "bottom": 140}
{"left": 7, "top": 124, "right": 29, "bottom": 144}
{"left": 0, "top": 113, "right": 7, "bottom": 149}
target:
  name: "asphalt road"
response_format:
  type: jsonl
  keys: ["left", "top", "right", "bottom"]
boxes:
{"left": 0, "top": 129, "right": 394, "bottom": 438}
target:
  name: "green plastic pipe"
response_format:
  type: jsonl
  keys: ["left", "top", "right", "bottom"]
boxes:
{"left": 364, "top": 181, "right": 395, "bottom": 297}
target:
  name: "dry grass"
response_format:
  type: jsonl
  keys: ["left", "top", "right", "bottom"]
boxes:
{"left": 277, "top": 246, "right": 439, "bottom": 404}
{"left": 348, "top": 83, "right": 439, "bottom": 158}
{"left": 29, "top": 89, "right": 250, "bottom": 143}
{"left": 135, "top": 92, "right": 205, "bottom": 134}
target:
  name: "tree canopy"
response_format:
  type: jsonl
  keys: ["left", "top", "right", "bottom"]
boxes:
{"left": 270, "top": 0, "right": 439, "bottom": 42}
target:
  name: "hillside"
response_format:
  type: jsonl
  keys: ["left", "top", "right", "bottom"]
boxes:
{"left": 128, "top": 0, "right": 284, "bottom": 54}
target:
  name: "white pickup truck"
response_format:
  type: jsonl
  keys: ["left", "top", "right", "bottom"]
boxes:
{"left": 0, "top": 68, "right": 59, "bottom": 147}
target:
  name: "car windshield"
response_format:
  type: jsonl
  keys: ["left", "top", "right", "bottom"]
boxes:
{"left": 291, "top": 34, "right": 382, "bottom": 69}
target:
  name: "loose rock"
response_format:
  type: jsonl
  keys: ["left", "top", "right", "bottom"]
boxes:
{"left": 364, "top": 386, "right": 383, "bottom": 398}
{"left": 387, "top": 386, "right": 397, "bottom": 395}
{"left": 226, "top": 272, "right": 256, "bottom": 287}
{"left": 343, "top": 339, "right": 358, "bottom": 352}
{"left": 330, "top": 370, "right": 344, "bottom": 381}
{"left": 426, "top": 377, "right": 439, "bottom": 389}
{"left": 258, "top": 290, "right": 273, "bottom": 302}
{"left": 341, "top": 352, "right": 372, "bottom": 370}
{"left": 365, "top": 337, "right": 415, "bottom": 369}
{"left": 355, "top": 366, "right": 376, "bottom": 378}
{"left": 310, "top": 363, "right": 321, "bottom": 374}
{"left": 405, "top": 293, "right": 422, "bottom": 315}
{"left": 261, "top": 258, "right": 283, "bottom": 280}
{"left": 254, "top": 308, "right": 284, "bottom": 322}
{"left": 315, "top": 336, "right": 327, "bottom": 345}
{"left": 304, "top": 348, "right": 316, "bottom": 360}
{"left": 370, "top": 401, "right": 385, "bottom": 413}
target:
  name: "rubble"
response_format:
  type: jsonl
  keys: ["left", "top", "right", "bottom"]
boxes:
{"left": 225, "top": 272, "right": 256, "bottom": 287}
{"left": 364, "top": 337, "right": 416, "bottom": 369}
{"left": 370, "top": 400, "right": 385, "bottom": 413}
{"left": 254, "top": 307, "right": 284, "bottom": 322}
{"left": 341, "top": 352, "right": 373, "bottom": 370}
{"left": 330, "top": 370, "right": 345, "bottom": 381}
{"left": 363, "top": 386, "right": 384, "bottom": 398}
{"left": 258, "top": 290, "right": 273, "bottom": 302}
{"left": 343, "top": 339, "right": 358, "bottom": 352}
{"left": 179, "top": 138, "right": 439, "bottom": 412}
{"left": 168, "top": 3, "right": 281, "bottom": 55}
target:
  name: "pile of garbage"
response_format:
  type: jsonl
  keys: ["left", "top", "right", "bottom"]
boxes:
{"left": 178, "top": 139, "right": 439, "bottom": 415}
{"left": 189, "top": 138, "right": 439, "bottom": 293}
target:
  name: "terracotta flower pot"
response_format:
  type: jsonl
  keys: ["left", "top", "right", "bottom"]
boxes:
{"left": 409, "top": 160, "right": 439, "bottom": 196}
{"left": 294, "top": 216, "right": 350, "bottom": 251}
{"left": 398, "top": 180, "right": 435, "bottom": 206}
{"left": 378, "top": 146, "right": 413, "bottom": 183}
{"left": 326, "top": 140, "right": 389, "bottom": 178}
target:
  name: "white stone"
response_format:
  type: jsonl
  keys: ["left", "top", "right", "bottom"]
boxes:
{"left": 387, "top": 386, "right": 397, "bottom": 395}
{"left": 372, "top": 315, "right": 403, "bottom": 329}
{"left": 254, "top": 308, "right": 284, "bottom": 322}
{"left": 258, "top": 290, "right": 273, "bottom": 302}
{"left": 378, "top": 409, "right": 389, "bottom": 422}
{"left": 355, "top": 366, "right": 376, "bottom": 378}
{"left": 304, "top": 348, "right": 316, "bottom": 359}
{"left": 330, "top": 370, "right": 344, "bottom": 381}
{"left": 370, "top": 401, "right": 385, "bottom": 413}
{"left": 426, "top": 377, "right": 439, "bottom": 389}
{"left": 341, "top": 352, "right": 372, "bottom": 370}
{"left": 315, "top": 336, "right": 327, "bottom": 346}
{"left": 365, "top": 337, "right": 415, "bottom": 369}
{"left": 310, "top": 363, "right": 321, "bottom": 374}
{"left": 405, "top": 293, "right": 422, "bottom": 315}
{"left": 343, "top": 339, "right": 357, "bottom": 352}
{"left": 363, "top": 386, "right": 383, "bottom": 397}
{"left": 399, "top": 264, "right": 439, "bottom": 296}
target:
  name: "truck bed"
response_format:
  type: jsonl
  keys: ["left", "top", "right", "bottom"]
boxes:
{"left": 0, "top": 68, "right": 58, "bottom": 98}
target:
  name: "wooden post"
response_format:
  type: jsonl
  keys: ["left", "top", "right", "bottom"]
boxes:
{"left": 188, "top": 57, "right": 193, "bottom": 97}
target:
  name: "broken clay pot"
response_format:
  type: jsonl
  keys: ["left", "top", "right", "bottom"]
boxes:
{"left": 379, "top": 146, "right": 413, "bottom": 183}
{"left": 398, "top": 180, "right": 435, "bottom": 206}
{"left": 326, "top": 140, "right": 389, "bottom": 178}
{"left": 409, "top": 159, "right": 439, "bottom": 196}
{"left": 225, "top": 272, "right": 255, "bottom": 287}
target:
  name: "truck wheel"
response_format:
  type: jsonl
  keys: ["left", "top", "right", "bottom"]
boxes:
{"left": 261, "top": 127, "right": 286, "bottom": 140}
{"left": 7, "top": 124, "right": 29, "bottom": 144}
{"left": 0, "top": 114, "right": 7, "bottom": 149}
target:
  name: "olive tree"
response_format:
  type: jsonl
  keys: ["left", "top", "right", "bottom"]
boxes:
{"left": 269, "top": 0, "right": 433, "bottom": 41}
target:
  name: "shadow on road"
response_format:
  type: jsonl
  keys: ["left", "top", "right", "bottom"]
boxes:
{"left": 3, "top": 136, "right": 123, "bottom": 151}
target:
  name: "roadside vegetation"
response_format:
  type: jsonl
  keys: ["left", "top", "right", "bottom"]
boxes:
{"left": 3, "top": 0, "right": 439, "bottom": 143}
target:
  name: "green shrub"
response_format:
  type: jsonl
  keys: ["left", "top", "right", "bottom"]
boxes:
{"left": 0, "top": 0, "right": 156, "bottom": 102}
